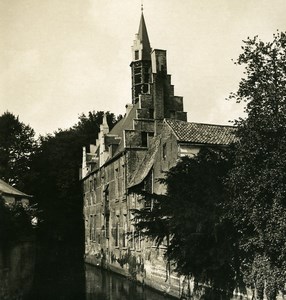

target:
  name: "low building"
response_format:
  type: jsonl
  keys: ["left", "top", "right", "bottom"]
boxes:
{"left": 0, "top": 179, "right": 31, "bottom": 207}
{"left": 81, "top": 11, "right": 236, "bottom": 298}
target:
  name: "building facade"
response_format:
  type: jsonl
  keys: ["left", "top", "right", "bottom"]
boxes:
{"left": 81, "top": 12, "right": 235, "bottom": 298}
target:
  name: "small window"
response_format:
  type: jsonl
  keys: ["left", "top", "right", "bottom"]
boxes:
{"left": 149, "top": 109, "right": 154, "bottom": 119}
{"left": 163, "top": 143, "right": 167, "bottom": 160}
{"left": 141, "top": 132, "right": 148, "bottom": 147}
{"left": 141, "top": 84, "right": 149, "bottom": 94}
{"left": 135, "top": 74, "right": 141, "bottom": 84}
{"left": 122, "top": 214, "right": 127, "bottom": 248}
{"left": 115, "top": 221, "right": 119, "bottom": 247}
{"left": 135, "top": 50, "right": 139, "bottom": 60}
{"left": 105, "top": 214, "right": 110, "bottom": 239}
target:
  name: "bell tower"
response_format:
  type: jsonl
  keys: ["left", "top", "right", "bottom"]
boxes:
{"left": 131, "top": 10, "right": 152, "bottom": 104}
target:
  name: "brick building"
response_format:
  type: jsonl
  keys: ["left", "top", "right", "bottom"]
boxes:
{"left": 81, "top": 11, "right": 235, "bottom": 298}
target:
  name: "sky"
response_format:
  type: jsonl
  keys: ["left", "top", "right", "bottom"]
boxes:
{"left": 1, "top": 0, "right": 286, "bottom": 135}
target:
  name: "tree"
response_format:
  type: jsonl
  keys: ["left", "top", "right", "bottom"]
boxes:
{"left": 29, "top": 111, "right": 118, "bottom": 242}
{"left": 226, "top": 32, "right": 286, "bottom": 299}
{"left": 27, "top": 111, "right": 118, "bottom": 299}
{"left": 133, "top": 148, "right": 239, "bottom": 296}
{"left": 0, "top": 197, "right": 37, "bottom": 243}
{"left": 0, "top": 112, "right": 37, "bottom": 190}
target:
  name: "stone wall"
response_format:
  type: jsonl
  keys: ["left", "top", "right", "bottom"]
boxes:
{"left": 0, "top": 240, "right": 35, "bottom": 299}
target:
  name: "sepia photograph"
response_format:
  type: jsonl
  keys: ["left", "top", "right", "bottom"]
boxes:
{"left": 1, "top": 0, "right": 286, "bottom": 299}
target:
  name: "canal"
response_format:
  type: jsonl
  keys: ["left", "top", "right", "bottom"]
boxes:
{"left": 29, "top": 260, "right": 177, "bottom": 300}
{"left": 85, "top": 264, "right": 176, "bottom": 300}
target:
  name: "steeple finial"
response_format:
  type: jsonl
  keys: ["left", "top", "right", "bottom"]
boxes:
{"left": 141, "top": 0, "right": 143, "bottom": 12}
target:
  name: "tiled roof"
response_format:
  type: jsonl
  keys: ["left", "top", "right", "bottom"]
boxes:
{"left": 165, "top": 119, "right": 236, "bottom": 145}
{"left": 128, "top": 138, "right": 160, "bottom": 189}
{"left": 0, "top": 179, "right": 31, "bottom": 198}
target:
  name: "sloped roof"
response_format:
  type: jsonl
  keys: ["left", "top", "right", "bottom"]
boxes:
{"left": 128, "top": 138, "right": 160, "bottom": 189}
{"left": 0, "top": 179, "right": 31, "bottom": 198}
{"left": 109, "top": 103, "right": 139, "bottom": 156}
{"left": 165, "top": 119, "right": 236, "bottom": 145}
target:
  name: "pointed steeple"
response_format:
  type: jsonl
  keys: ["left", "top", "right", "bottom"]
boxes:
{"left": 131, "top": 10, "right": 152, "bottom": 103}
{"left": 138, "top": 12, "right": 151, "bottom": 60}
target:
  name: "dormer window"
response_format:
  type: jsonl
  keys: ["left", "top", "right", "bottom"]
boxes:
{"left": 135, "top": 50, "right": 139, "bottom": 60}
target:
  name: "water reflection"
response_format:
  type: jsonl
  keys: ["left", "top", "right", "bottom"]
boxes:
{"left": 85, "top": 264, "right": 176, "bottom": 300}
{"left": 29, "top": 243, "right": 86, "bottom": 300}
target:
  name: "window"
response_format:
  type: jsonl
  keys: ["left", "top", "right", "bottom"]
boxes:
{"left": 90, "top": 215, "right": 95, "bottom": 242}
{"left": 135, "top": 50, "right": 139, "bottom": 60}
{"left": 149, "top": 109, "right": 154, "bottom": 119}
{"left": 163, "top": 143, "right": 167, "bottom": 160}
{"left": 131, "top": 224, "right": 135, "bottom": 249}
{"left": 122, "top": 165, "right": 126, "bottom": 196}
{"left": 141, "top": 84, "right": 149, "bottom": 94}
{"left": 135, "top": 73, "right": 141, "bottom": 84}
{"left": 141, "top": 132, "right": 148, "bottom": 147}
{"left": 104, "top": 189, "right": 110, "bottom": 214}
{"left": 105, "top": 214, "right": 110, "bottom": 239}
{"left": 93, "top": 215, "right": 96, "bottom": 242}
{"left": 115, "top": 168, "right": 119, "bottom": 200}
{"left": 122, "top": 214, "right": 127, "bottom": 248}
{"left": 115, "top": 216, "right": 119, "bottom": 247}
{"left": 136, "top": 232, "right": 142, "bottom": 251}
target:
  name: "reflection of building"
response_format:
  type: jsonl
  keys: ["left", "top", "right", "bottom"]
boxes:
{"left": 0, "top": 179, "right": 31, "bottom": 206}
{"left": 82, "top": 11, "right": 235, "bottom": 298}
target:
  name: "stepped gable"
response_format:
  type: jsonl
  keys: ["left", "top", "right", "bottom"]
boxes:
{"left": 165, "top": 119, "right": 236, "bottom": 145}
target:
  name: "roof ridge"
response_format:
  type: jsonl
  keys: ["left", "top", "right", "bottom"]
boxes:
{"left": 164, "top": 118, "right": 236, "bottom": 128}
{"left": 0, "top": 179, "right": 31, "bottom": 197}
{"left": 164, "top": 118, "right": 236, "bottom": 145}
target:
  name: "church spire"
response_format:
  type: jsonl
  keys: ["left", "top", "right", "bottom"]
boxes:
{"left": 137, "top": 12, "right": 151, "bottom": 60}
{"left": 131, "top": 10, "right": 152, "bottom": 103}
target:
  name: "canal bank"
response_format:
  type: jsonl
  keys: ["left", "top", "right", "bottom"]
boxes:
{"left": 85, "top": 263, "right": 178, "bottom": 300}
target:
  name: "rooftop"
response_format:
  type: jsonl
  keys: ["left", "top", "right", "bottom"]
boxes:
{"left": 0, "top": 179, "right": 31, "bottom": 198}
{"left": 165, "top": 119, "right": 236, "bottom": 145}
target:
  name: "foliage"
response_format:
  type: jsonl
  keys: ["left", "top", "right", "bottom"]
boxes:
{"left": 133, "top": 148, "right": 239, "bottom": 294}
{"left": 27, "top": 111, "right": 118, "bottom": 245}
{"left": 0, "top": 198, "right": 37, "bottom": 243}
{"left": 0, "top": 111, "right": 37, "bottom": 190}
{"left": 226, "top": 32, "right": 286, "bottom": 298}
